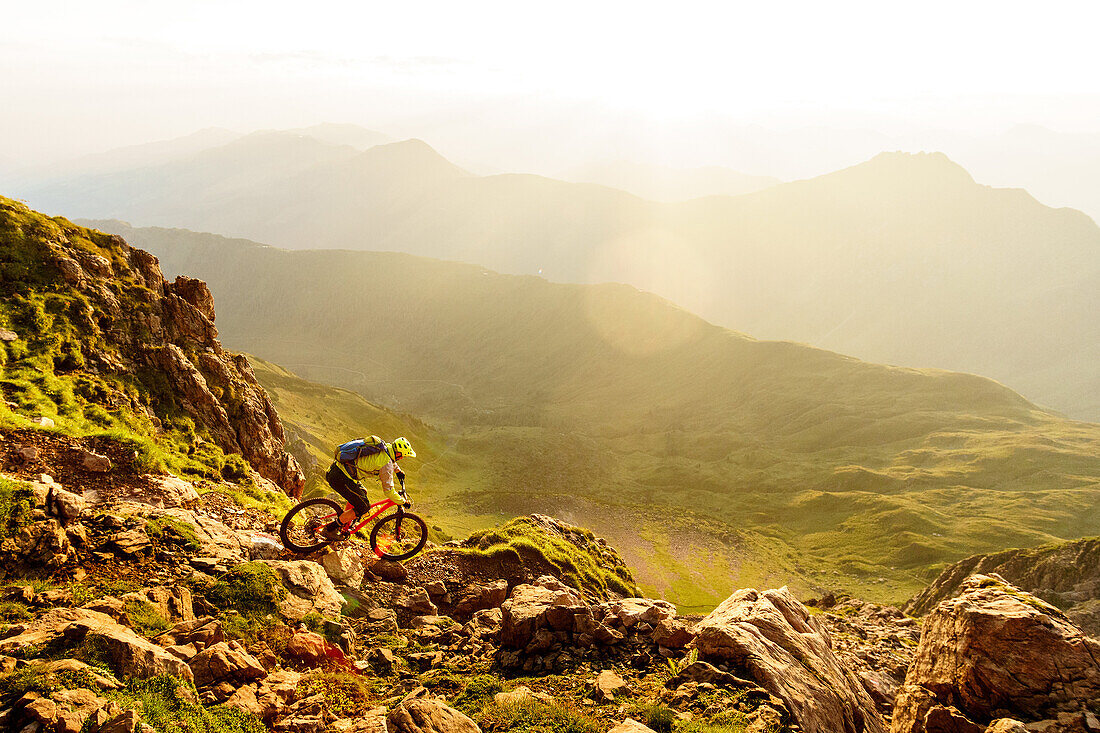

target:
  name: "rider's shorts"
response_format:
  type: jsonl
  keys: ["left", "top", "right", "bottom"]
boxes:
{"left": 325, "top": 461, "right": 370, "bottom": 517}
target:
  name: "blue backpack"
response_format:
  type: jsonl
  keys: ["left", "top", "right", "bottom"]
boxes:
{"left": 336, "top": 436, "right": 389, "bottom": 465}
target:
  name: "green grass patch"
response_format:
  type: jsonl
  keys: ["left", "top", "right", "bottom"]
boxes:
{"left": 625, "top": 703, "right": 678, "bottom": 732}
{"left": 0, "top": 666, "right": 105, "bottom": 706}
{"left": 111, "top": 675, "right": 264, "bottom": 733}
{"left": 0, "top": 600, "right": 31, "bottom": 623}
{"left": 451, "top": 674, "right": 504, "bottom": 716}
{"left": 463, "top": 517, "right": 640, "bottom": 599}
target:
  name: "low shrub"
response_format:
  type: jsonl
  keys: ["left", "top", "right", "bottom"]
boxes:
{"left": 297, "top": 672, "right": 375, "bottom": 718}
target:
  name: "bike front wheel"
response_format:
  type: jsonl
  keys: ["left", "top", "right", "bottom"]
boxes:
{"left": 369, "top": 511, "right": 428, "bottom": 561}
{"left": 280, "top": 497, "right": 343, "bottom": 553}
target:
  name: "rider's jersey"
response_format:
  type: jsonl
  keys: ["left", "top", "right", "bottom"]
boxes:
{"left": 338, "top": 444, "right": 402, "bottom": 502}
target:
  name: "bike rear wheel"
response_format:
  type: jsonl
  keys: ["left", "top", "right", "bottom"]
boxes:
{"left": 280, "top": 497, "right": 343, "bottom": 553}
{"left": 369, "top": 511, "right": 428, "bottom": 561}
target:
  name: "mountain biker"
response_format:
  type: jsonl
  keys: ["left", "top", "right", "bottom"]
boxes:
{"left": 321, "top": 436, "right": 416, "bottom": 541}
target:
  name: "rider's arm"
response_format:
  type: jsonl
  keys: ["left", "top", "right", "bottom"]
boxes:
{"left": 378, "top": 462, "right": 404, "bottom": 503}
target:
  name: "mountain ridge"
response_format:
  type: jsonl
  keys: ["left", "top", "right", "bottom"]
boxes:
{"left": 30, "top": 143, "right": 1099, "bottom": 419}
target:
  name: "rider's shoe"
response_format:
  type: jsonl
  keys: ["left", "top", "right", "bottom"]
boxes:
{"left": 320, "top": 521, "right": 347, "bottom": 542}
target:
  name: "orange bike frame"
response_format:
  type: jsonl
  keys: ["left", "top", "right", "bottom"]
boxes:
{"left": 322, "top": 497, "right": 399, "bottom": 533}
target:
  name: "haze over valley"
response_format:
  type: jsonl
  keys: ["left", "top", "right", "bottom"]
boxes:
{"left": 11, "top": 125, "right": 1094, "bottom": 421}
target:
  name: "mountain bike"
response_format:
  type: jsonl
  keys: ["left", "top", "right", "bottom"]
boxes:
{"left": 279, "top": 491, "right": 428, "bottom": 561}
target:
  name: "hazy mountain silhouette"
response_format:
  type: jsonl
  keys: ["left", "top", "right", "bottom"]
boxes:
{"left": 26, "top": 141, "right": 1100, "bottom": 419}
{"left": 561, "top": 160, "right": 781, "bottom": 201}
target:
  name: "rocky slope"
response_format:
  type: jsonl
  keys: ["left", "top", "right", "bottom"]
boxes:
{"left": 4, "top": 459, "right": 1098, "bottom": 733}
{"left": 906, "top": 538, "right": 1100, "bottom": 636}
{"left": 0, "top": 195, "right": 302, "bottom": 492}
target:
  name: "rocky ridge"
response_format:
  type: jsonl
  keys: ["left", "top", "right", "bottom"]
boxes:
{"left": 906, "top": 538, "right": 1100, "bottom": 637}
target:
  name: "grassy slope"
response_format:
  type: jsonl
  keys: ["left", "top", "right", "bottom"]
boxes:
{"left": 99, "top": 224, "right": 1100, "bottom": 609}
{"left": 0, "top": 197, "right": 216, "bottom": 478}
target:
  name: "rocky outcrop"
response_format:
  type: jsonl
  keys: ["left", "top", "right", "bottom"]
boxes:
{"left": 906, "top": 538, "right": 1100, "bottom": 637}
{"left": 892, "top": 574, "right": 1100, "bottom": 733}
{"left": 0, "top": 606, "right": 194, "bottom": 683}
{"left": 0, "top": 198, "right": 303, "bottom": 493}
{"left": 692, "top": 586, "right": 886, "bottom": 733}
{"left": 494, "top": 575, "right": 679, "bottom": 672}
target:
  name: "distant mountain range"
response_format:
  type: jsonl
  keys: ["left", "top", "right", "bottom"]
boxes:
{"left": 22, "top": 131, "right": 1095, "bottom": 420}
{"left": 560, "top": 160, "right": 780, "bottom": 201}
{"left": 76, "top": 221, "right": 1100, "bottom": 606}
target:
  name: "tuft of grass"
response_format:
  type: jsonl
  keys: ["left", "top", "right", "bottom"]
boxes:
{"left": 463, "top": 517, "right": 640, "bottom": 599}
{"left": 201, "top": 562, "right": 287, "bottom": 619}
{"left": 452, "top": 674, "right": 505, "bottom": 716}
{"left": 625, "top": 703, "right": 677, "bottom": 733}
{"left": 0, "top": 600, "right": 32, "bottom": 623}
{"left": 124, "top": 598, "right": 171, "bottom": 637}
{"left": 0, "top": 476, "right": 35, "bottom": 541}
{"left": 474, "top": 698, "right": 603, "bottom": 733}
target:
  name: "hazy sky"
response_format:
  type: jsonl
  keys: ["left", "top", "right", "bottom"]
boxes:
{"left": 3, "top": 0, "right": 1100, "bottom": 167}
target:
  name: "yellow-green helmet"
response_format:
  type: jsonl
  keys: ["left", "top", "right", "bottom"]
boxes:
{"left": 392, "top": 437, "right": 415, "bottom": 459}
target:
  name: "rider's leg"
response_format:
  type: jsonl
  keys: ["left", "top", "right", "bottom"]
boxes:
{"left": 324, "top": 462, "right": 370, "bottom": 531}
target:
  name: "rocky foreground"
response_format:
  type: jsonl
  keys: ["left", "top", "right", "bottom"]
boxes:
{"left": 2, "top": 460, "right": 1099, "bottom": 733}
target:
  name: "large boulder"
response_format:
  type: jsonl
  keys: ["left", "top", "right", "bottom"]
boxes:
{"left": 891, "top": 574, "right": 1100, "bottom": 733}
{"left": 387, "top": 697, "right": 481, "bottom": 733}
{"left": 189, "top": 640, "right": 267, "bottom": 688}
{"left": 692, "top": 586, "right": 886, "bottom": 733}
{"left": 322, "top": 547, "right": 367, "bottom": 589}
{"left": 1, "top": 518, "right": 71, "bottom": 569}
{"left": 259, "top": 560, "right": 345, "bottom": 620}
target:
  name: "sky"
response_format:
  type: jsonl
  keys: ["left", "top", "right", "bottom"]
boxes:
{"left": 3, "top": 0, "right": 1100, "bottom": 170}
